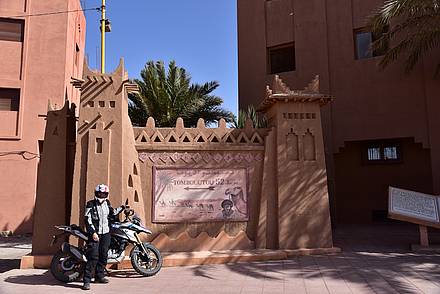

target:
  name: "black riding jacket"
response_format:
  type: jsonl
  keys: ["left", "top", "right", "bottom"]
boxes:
{"left": 84, "top": 199, "right": 123, "bottom": 236}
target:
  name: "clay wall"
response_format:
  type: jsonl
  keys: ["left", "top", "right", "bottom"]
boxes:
{"left": 36, "top": 62, "right": 334, "bottom": 254}
{"left": 133, "top": 118, "right": 267, "bottom": 251}
{"left": 335, "top": 139, "right": 434, "bottom": 223}
{"left": 70, "top": 60, "right": 146, "bottom": 240}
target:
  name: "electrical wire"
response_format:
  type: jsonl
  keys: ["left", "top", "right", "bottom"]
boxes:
{"left": 3, "top": 7, "right": 101, "bottom": 19}
{"left": 0, "top": 151, "right": 40, "bottom": 160}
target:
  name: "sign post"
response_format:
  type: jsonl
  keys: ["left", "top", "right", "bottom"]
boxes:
{"left": 388, "top": 187, "right": 440, "bottom": 248}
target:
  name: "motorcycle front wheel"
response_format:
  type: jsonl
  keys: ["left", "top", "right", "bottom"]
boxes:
{"left": 50, "top": 250, "right": 84, "bottom": 283}
{"left": 130, "top": 243, "right": 163, "bottom": 277}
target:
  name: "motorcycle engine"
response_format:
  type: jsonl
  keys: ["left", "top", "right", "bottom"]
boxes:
{"left": 108, "top": 248, "right": 123, "bottom": 259}
{"left": 108, "top": 238, "right": 128, "bottom": 259}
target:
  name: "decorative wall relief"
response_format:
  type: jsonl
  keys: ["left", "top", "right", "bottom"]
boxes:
{"left": 138, "top": 152, "right": 264, "bottom": 164}
{"left": 282, "top": 112, "right": 317, "bottom": 120}
{"left": 303, "top": 129, "right": 316, "bottom": 161}
{"left": 286, "top": 132, "right": 299, "bottom": 161}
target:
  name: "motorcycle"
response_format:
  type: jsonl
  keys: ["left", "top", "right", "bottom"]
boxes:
{"left": 49, "top": 200, "right": 162, "bottom": 282}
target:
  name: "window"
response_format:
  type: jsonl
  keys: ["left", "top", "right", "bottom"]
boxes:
{"left": 367, "top": 147, "right": 381, "bottom": 161}
{"left": 267, "top": 43, "right": 296, "bottom": 74}
{"left": 96, "top": 138, "right": 103, "bottom": 153}
{"left": 0, "top": 88, "right": 20, "bottom": 111}
{"left": 354, "top": 27, "right": 388, "bottom": 60}
{"left": 75, "top": 44, "right": 80, "bottom": 66}
{"left": 0, "top": 19, "right": 24, "bottom": 42}
{"left": 363, "top": 140, "right": 402, "bottom": 164}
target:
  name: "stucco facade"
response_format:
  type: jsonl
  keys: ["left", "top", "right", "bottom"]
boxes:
{"left": 0, "top": 0, "right": 85, "bottom": 234}
{"left": 237, "top": 0, "right": 440, "bottom": 223}
{"left": 31, "top": 62, "right": 335, "bottom": 257}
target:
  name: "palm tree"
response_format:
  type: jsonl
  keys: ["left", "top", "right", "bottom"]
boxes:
{"left": 232, "top": 105, "right": 267, "bottom": 129}
{"left": 370, "top": 0, "right": 440, "bottom": 75}
{"left": 128, "top": 61, "right": 234, "bottom": 127}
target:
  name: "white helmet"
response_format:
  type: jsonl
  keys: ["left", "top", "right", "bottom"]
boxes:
{"left": 95, "top": 184, "right": 109, "bottom": 198}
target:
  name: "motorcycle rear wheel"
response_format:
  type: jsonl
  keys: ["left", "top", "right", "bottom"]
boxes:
{"left": 50, "top": 250, "right": 84, "bottom": 283}
{"left": 130, "top": 243, "right": 162, "bottom": 277}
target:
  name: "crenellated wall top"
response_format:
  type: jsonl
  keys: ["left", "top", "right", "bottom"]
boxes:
{"left": 133, "top": 117, "right": 269, "bottom": 151}
{"left": 258, "top": 75, "right": 334, "bottom": 112}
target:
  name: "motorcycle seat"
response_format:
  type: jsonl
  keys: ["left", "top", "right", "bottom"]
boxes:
{"left": 70, "top": 224, "right": 87, "bottom": 235}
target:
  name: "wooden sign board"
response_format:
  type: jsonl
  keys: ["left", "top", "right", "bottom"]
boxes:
{"left": 388, "top": 187, "right": 440, "bottom": 229}
{"left": 152, "top": 168, "right": 249, "bottom": 223}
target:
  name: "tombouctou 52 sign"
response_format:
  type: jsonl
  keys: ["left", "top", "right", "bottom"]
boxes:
{"left": 152, "top": 168, "right": 249, "bottom": 223}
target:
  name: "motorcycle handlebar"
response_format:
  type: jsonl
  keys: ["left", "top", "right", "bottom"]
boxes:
{"left": 123, "top": 208, "right": 135, "bottom": 221}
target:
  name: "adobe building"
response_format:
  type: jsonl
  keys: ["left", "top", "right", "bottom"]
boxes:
{"left": 0, "top": 0, "right": 85, "bottom": 234}
{"left": 28, "top": 60, "right": 338, "bottom": 262}
{"left": 237, "top": 0, "right": 440, "bottom": 224}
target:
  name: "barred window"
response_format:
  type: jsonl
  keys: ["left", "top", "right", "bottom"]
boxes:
{"left": 364, "top": 140, "right": 402, "bottom": 164}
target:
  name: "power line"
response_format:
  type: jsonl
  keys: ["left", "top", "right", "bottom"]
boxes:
{"left": 0, "top": 151, "right": 40, "bottom": 160}
{"left": 3, "top": 7, "right": 101, "bottom": 19}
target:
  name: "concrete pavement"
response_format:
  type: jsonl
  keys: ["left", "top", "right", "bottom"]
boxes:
{"left": 2, "top": 224, "right": 440, "bottom": 294}
{"left": 2, "top": 252, "right": 440, "bottom": 294}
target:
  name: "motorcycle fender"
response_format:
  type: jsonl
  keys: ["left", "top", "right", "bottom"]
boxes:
{"left": 61, "top": 242, "right": 87, "bottom": 263}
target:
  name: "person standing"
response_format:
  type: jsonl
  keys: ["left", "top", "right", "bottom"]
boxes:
{"left": 82, "top": 184, "right": 125, "bottom": 291}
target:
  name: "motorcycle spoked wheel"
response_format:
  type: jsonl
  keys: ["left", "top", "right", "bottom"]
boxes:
{"left": 50, "top": 250, "right": 84, "bottom": 283}
{"left": 130, "top": 243, "right": 163, "bottom": 277}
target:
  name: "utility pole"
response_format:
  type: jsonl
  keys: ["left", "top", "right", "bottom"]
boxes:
{"left": 100, "top": 0, "right": 111, "bottom": 74}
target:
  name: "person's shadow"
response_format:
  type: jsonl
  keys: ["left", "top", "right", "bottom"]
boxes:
{"left": 4, "top": 270, "right": 82, "bottom": 289}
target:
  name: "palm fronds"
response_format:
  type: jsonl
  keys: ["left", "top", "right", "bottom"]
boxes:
{"left": 370, "top": 0, "right": 440, "bottom": 75}
{"left": 232, "top": 105, "right": 267, "bottom": 129}
{"left": 128, "top": 60, "right": 234, "bottom": 127}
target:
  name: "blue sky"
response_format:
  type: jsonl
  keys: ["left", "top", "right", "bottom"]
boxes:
{"left": 82, "top": 0, "right": 238, "bottom": 115}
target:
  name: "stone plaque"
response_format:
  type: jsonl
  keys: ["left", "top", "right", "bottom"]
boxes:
{"left": 389, "top": 187, "right": 440, "bottom": 223}
{"left": 153, "top": 168, "right": 248, "bottom": 223}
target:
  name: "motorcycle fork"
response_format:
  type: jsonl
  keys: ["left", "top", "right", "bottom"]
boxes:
{"left": 134, "top": 233, "right": 149, "bottom": 255}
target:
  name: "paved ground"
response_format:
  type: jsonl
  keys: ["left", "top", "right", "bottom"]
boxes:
{"left": 0, "top": 235, "right": 31, "bottom": 275}
{"left": 1, "top": 224, "right": 440, "bottom": 294}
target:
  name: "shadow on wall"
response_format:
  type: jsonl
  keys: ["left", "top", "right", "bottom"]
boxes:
{"left": 141, "top": 163, "right": 332, "bottom": 251}
{"left": 277, "top": 166, "right": 332, "bottom": 249}
{"left": 1, "top": 214, "right": 33, "bottom": 235}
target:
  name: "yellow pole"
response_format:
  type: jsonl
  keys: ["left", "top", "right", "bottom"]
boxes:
{"left": 101, "top": 0, "right": 106, "bottom": 74}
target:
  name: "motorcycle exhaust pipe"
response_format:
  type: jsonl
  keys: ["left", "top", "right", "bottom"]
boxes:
{"left": 61, "top": 242, "right": 88, "bottom": 263}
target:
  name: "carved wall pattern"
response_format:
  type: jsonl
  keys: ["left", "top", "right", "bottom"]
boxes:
{"left": 303, "top": 129, "right": 316, "bottom": 161}
{"left": 282, "top": 112, "right": 317, "bottom": 120}
{"left": 285, "top": 128, "right": 317, "bottom": 162}
{"left": 286, "top": 132, "right": 299, "bottom": 161}
{"left": 139, "top": 152, "right": 264, "bottom": 164}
